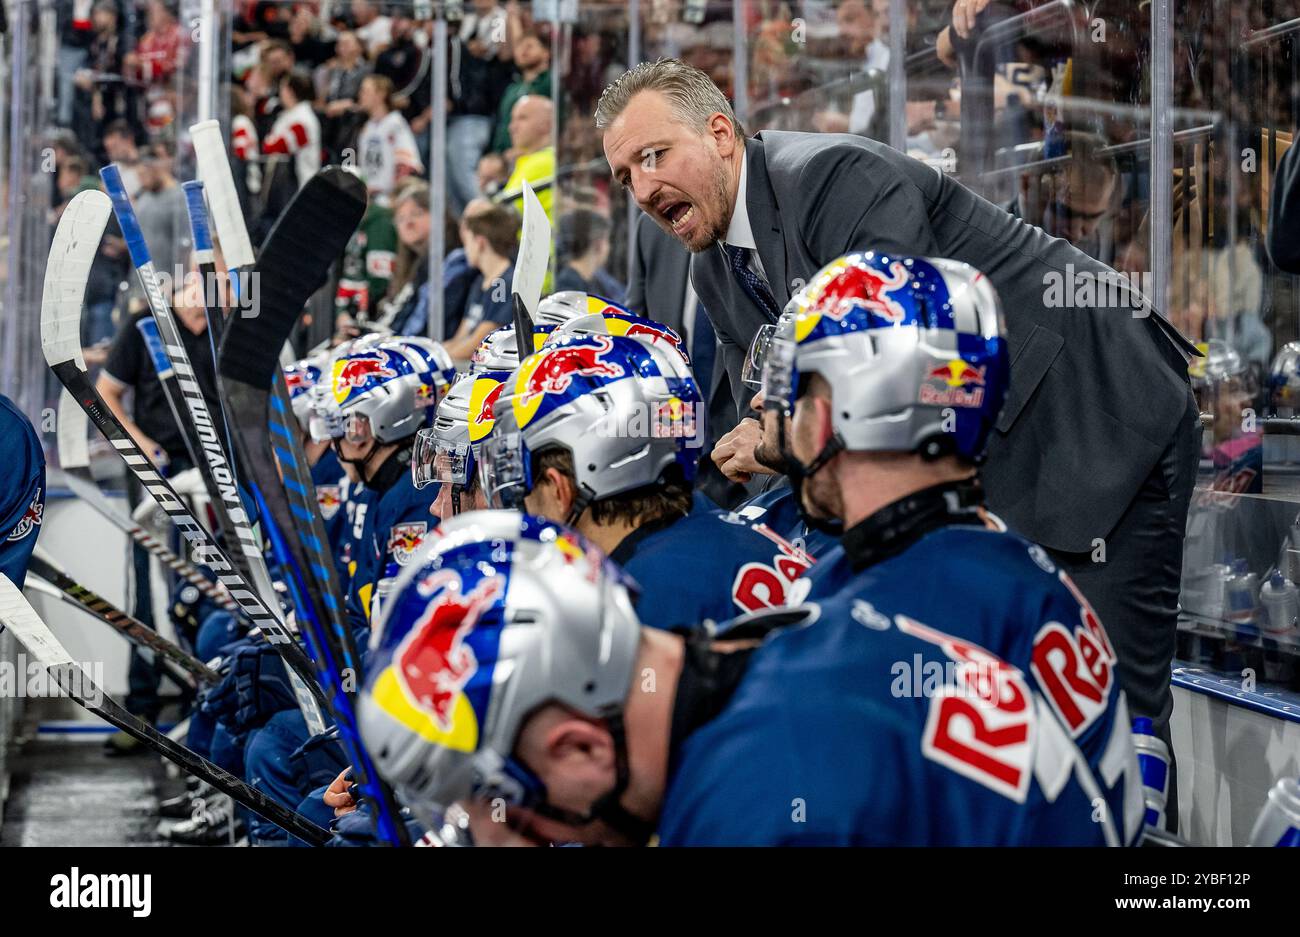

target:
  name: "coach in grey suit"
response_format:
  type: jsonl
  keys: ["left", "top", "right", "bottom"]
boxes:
{"left": 598, "top": 60, "right": 1201, "bottom": 748}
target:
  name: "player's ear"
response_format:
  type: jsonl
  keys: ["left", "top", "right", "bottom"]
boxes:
{"left": 542, "top": 466, "right": 576, "bottom": 516}
{"left": 544, "top": 717, "right": 617, "bottom": 778}
{"left": 813, "top": 394, "right": 835, "bottom": 450}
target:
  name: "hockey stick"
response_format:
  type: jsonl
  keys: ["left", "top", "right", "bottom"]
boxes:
{"left": 57, "top": 388, "right": 241, "bottom": 616}
{"left": 42, "top": 190, "right": 330, "bottom": 728}
{"left": 510, "top": 180, "right": 551, "bottom": 359}
{"left": 0, "top": 574, "right": 329, "bottom": 845}
{"left": 217, "top": 166, "right": 410, "bottom": 846}
{"left": 180, "top": 179, "right": 245, "bottom": 474}
{"left": 100, "top": 167, "right": 327, "bottom": 736}
{"left": 27, "top": 544, "right": 218, "bottom": 687}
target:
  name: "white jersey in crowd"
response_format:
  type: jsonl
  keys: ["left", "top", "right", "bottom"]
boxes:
{"left": 358, "top": 110, "right": 423, "bottom": 202}
{"left": 263, "top": 100, "right": 322, "bottom": 189}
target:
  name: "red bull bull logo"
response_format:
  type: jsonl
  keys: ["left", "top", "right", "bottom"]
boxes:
{"left": 519, "top": 335, "right": 625, "bottom": 404}
{"left": 316, "top": 485, "right": 342, "bottom": 521}
{"left": 919, "top": 359, "right": 987, "bottom": 408}
{"left": 474, "top": 381, "right": 504, "bottom": 425}
{"left": 332, "top": 352, "right": 398, "bottom": 403}
{"left": 285, "top": 368, "right": 315, "bottom": 397}
{"left": 812, "top": 260, "right": 911, "bottom": 324}
{"left": 387, "top": 521, "right": 428, "bottom": 566}
{"left": 394, "top": 574, "right": 502, "bottom": 733}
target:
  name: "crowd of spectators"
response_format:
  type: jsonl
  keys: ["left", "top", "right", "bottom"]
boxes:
{"left": 38, "top": 0, "right": 1300, "bottom": 381}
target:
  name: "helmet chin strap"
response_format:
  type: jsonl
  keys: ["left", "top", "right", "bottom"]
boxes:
{"left": 334, "top": 435, "right": 383, "bottom": 478}
{"left": 515, "top": 712, "right": 656, "bottom": 846}
{"left": 769, "top": 400, "right": 846, "bottom": 537}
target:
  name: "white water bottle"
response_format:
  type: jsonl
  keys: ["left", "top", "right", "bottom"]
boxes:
{"left": 1260, "top": 570, "right": 1299, "bottom": 637}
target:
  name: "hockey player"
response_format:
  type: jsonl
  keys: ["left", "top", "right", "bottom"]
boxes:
{"left": 414, "top": 369, "right": 510, "bottom": 519}
{"left": 325, "top": 337, "right": 453, "bottom": 631}
{"left": 285, "top": 354, "right": 357, "bottom": 562}
{"left": 356, "top": 509, "right": 1143, "bottom": 846}
{"left": 479, "top": 333, "right": 814, "bottom": 629}
{"left": 0, "top": 393, "right": 45, "bottom": 588}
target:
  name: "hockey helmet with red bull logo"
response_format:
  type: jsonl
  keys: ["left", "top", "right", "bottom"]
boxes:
{"left": 283, "top": 352, "right": 328, "bottom": 430}
{"left": 412, "top": 370, "right": 509, "bottom": 492}
{"left": 763, "top": 252, "right": 1008, "bottom": 463}
{"left": 469, "top": 326, "right": 521, "bottom": 374}
{"left": 356, "top": 509, "right": 641, "bottom": 828}
{"left": 542, "top": 306, "right": 690, "bottom": 367}
{"left": 478, "top": 333, "right": 704, "bottom": 516}
{"left": 330, "top": 339, "right": 448, "bottom": 444}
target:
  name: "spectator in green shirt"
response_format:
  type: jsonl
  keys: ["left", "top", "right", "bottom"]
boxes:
{"left": 490, "top": 28, "right": 551, "bottom": 154}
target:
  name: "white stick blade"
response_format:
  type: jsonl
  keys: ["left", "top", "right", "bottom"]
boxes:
{"left": 41, "top": 190, "right": 112, "bottom": 370}
{"left": 191, "top": 120, "right": 256, "bottom": 270}
{"left": 511, "top": 181, "right": 550, "bottom": 322}
{"left": 57, "top": 388, "right": 91, "bottom": 470}
{"left": 0, "top": 574, "right": 76, "bottom": 668}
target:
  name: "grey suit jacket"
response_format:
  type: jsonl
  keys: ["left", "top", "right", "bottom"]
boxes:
{"left": 689, "top": 132, "right": 1198, "bottom": 553}
{"left": 627, "top": 210, "right": 691, "bottom": 334}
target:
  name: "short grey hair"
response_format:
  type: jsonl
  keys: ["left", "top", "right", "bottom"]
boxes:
{"left": 595, "top": 58, "right": 746, "bottom": 138}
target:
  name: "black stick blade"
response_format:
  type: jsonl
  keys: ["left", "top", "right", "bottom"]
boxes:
{"left": 220, "top": 167, "right": 368, "bottom": 390}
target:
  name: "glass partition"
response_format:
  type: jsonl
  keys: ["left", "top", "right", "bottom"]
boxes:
{"left": 7, "top": 0, "right": 1300, "bottom": 698}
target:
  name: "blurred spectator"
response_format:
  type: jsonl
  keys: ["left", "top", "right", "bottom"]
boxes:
{"left": 124, "top": 0, "right": 184, "bottom": 88}
{"left": 1010, "top": 132, "right": 1118, "bottom": 261}
{"left": 1204, "top": 239, "right": 1271, "bottom": 371}
{"left": 262, "top": 71, "right": 322, "bottom": 191}
{"left": 71, "top": 1, "right": 127, "bottom": 148}
{"left": 373, "top": 183, "right": 434, "bottom": 336}
{"left": 250, "top": 39, "right": 297, "bottom": 138}
{"left": 317, "top": 30, "right": 371, "bottom": 161}
{"left": 351, "top": 0, "right": 392, "bottom": 58}
{"left": 555, "top": 208, "right": 625, "bottom": 304}
{"left": 59, "top": 0, "right": 96, "bottom": 128}
{"left": 129, "top": 140, "right": 188, "bottom": 301}
{"left": 502, "top": 95, "right": 555, "bottom": 223}
{"left": 336, "top": 197, "right": 398, "bottom": 330}
{"left": 233, "top": 1, "right": 292, "bottom": 49}
{"left": 567, "top": 24, "right": 623, "bottom": 115}
{"left": 357, "top": 74, "right": 423, "bottom": 203}
{"left": 440, "top": 212, "right": 476, "bottom": 341}
{"left": 490, "top": 28, "right": 552, "bottom": 154}
{"left": 444, "top": 199, "right": 520, "bottom": 359}
{"left": 373, "top": 9, "right": 433, "bottom": 165}
{"left": 231, "top": 86, "right": 261, "bottom": 195}
{"left": 101, "top": 120, "right": 142, "bottom": 198}
{"left": 477, "top": 151, "right": 509, "bottom": 199}
{"left": 288, "top": 3, "right": 336, "bottom": 69}
{"left": 448, "top": 0, "right": 514, "bottom": 214}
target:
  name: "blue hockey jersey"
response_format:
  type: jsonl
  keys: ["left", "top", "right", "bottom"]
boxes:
{"left": 730, "top": 482, "right": 840, "bottom": 561}
{"left": 0, "top": 395, "right": 45, "bottom": 589}
{"left": 658, "top": 524, "right": 1144, "bottom": 846}
{"left": 346, "top": 454, "right": 438, "bottom": 632}
{"left": 611, "top": 509, "right": 814, "bottom": 632}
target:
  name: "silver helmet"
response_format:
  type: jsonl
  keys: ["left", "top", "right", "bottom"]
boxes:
{"left": 412, "top": 370, "right": 509, "bottom": 491}
{"left": 284, "top": 352, "right": 328, "bottom": 430}
{"left": 764, "top": 252, "right": 1009, "bottom": 463}
{"left": 1268, "top": 341, "right": 1300, "bottom": 415}
{"left": 330, "top": 339, "right": 446, "bottom": 445}
{"left": 468, "top": 326, "right": 521, "bottom": 374}
{"left": 479, "top": 333, "right": 705, "bottom": 516}
{"left": 356, "top": 509, "right": 641, "bottom": 827}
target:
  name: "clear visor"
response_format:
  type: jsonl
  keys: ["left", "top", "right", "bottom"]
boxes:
{"left": 309, "top": 408, "right": 344, "bottom": 443}
{"left": 742, "top": 324, "right": 778, "bottom": 390}
{"left": 343, "top": 413, "right": 374, "bottom": 447}
{"left": 761, "top": 333, "right": 798, "bottom": 411}
{"left": 412, "top": 427, "right": 473, "bottom": 489}
{"left": 477, "top": 431, "right": 528, "bottom": 510}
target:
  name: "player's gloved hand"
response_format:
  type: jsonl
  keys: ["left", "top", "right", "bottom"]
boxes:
{"left": 289, "top": 726, "right": 348, "bottom": 790}
{"left": 198, "top": 667, "right": 242, "bottom": 724}
{"left": 327, "top": 803, "right": 426, "bottom": 847}
{"left": 232, "top": 643, "right": 297, "bottom": 731}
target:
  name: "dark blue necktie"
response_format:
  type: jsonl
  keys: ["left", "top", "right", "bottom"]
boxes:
{"left": 724, "top": 243, "right": 780, "bottom": 321}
